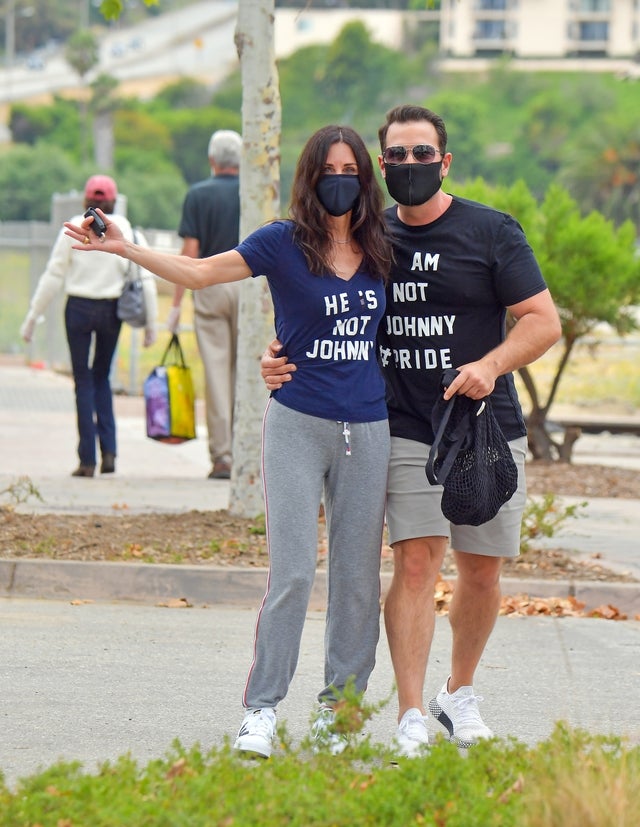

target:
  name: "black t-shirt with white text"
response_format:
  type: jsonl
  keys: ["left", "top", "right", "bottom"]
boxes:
{"left": 379, "top": 196, "right": 547, "bottom": 445}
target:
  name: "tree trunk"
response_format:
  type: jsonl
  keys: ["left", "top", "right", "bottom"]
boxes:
{"left": 93, "top": 110, "right": 114, "bottom": 170}
{"left": 519, "top": 365, "right": 555, "bottom": 460}
{"left": 519, "top": 333, "right": 580, "bottom": 462}
{"left": 525, "top": 406, "right": 555, "bottom": 460}
{"left": 229, "top": 0, "right": 281, "bottom": 517}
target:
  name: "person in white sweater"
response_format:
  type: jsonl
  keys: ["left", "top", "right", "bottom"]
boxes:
{"left": 20, "top": 175, "right": 158, "bottom": 477}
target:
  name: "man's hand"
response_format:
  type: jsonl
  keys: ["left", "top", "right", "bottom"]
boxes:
{"left": 260, "top": 338, "right": 296, "bottom": 391}
{"left": 444, "top": 362, "right": 497, "bottom": 401}
{"left": 166, "top": 306, "right": 180, "bottom": 333}
{"left": 445, "top": 289, "right": 562, "bottom": 402}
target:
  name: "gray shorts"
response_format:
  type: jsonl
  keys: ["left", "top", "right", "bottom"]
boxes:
{"left": 386, "top": 435, "right": 528, "bottom": 558}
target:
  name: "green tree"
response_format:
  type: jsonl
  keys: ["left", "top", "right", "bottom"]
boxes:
{"left": 90, "top": 73, "right": 120, "bottom": 169}
{"left": 504, "top": 78, "right": 612, "bottom": 198}
{"left": 117, "top": 168, "right": 187, "bottom": 229}
{"left": 114, "top": 108, "right": 174, "bottom": 161}
{"left": 529, "top": 184, "right": 640, "bottom": 458}
{"left": 99, "top": 0, "right": 157, "bottom": 20}
{"left": 0, "top": 144, "right": 78, "bottom": 221}
{"left": 0, "top": 133, "right": 186, "bottom": 229}
{"left": 0, "top": 0, "right": 81, "bottom": 55}
{"left": 151, "top": 106, "right": 242, "bottom": 184}
{"left": 112, "top": 108, "right": 188, "bottom": 228}
{"left": 425, "top": 91, "right": 490, "bottom": 183}
{"left": 455, "top": 179, "right": 640, "bottom": 461}
{"left": 318, "top": 20, "right": 411, "bottom": 122}
{"left": 278, "top": 45, "right": 332, "bottom": 131}
{"left": 64, "top": 28, "right": 99, "bottom": 80}
{"left": 210, "top": 71, "right": 242, "bottom": 113}
{"left": 275, "top": 22, "right": 414, "bottom": 136}
{"left": 560, "top": 116, "right": 640, "bottom": 232}
{"left": 9, "top": 97, "right": 81, "bottom": 157}
{"left": 151, "top": 77, "right": 213, "bottom": 110}
{"left": 65, "top": 28, "right": 100, "bottom": 163}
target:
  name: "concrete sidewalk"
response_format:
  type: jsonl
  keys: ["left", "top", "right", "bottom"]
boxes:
{"left": 0, "top": 360, "right": 225, "bottom": 513}
{"left": 1, "top": 359, "right": 639, "bottom": 614}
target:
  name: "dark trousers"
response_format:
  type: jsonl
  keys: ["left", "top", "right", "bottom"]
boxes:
{"left": 65, "top": 296, "right": 121, "bottom": 466}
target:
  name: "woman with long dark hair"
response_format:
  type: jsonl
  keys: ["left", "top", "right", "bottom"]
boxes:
{"left": 65, "top": 126, "right": 392, "bottom": 758}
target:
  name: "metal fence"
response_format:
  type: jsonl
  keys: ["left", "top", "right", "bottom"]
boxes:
{"left": 0, "top": 193, "right": 180, "bottom": 394}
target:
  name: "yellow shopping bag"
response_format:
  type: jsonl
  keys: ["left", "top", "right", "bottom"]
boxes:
{"left": 144, "top": 334, "right": 196, "bottom": 443}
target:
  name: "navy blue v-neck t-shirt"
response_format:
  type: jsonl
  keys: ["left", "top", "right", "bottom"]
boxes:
{"left": 237, "top": 220, "right": 387, "bottom": 423}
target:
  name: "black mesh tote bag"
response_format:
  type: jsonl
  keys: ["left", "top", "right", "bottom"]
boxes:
{"left": 425, "top": 369, "right": 519, "bottom": 526}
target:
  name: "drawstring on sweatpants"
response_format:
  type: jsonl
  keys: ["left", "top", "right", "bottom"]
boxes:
{"left": 341, "top": 421, "right": 351, "bottom": 456}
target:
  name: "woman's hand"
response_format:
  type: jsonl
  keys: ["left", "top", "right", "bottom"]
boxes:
{"left": 143, "top": 327, "right": 157, "bottom": 348}
{"left": 64, "top": 208, "right": 126, "bottom": 255}
{"left": 20, "top": 317, "right": 36, "bottom": 342}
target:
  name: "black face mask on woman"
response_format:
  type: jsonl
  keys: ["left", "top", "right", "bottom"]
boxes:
{"left": 384, "top": 161, "right": 442, "bottom": 207}
{"left": 316, "top": 174, "right": 361, "bottom": 217}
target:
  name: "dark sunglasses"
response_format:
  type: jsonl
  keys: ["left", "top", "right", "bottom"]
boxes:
{"left": 382, "top": 144, "right": 442, "bottom": 165}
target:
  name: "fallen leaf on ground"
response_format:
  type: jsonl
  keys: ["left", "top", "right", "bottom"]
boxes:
{"left": 157, "top": 597, "right": 192, "bottom": 609}
{"left": 588, "top": 604, "right": 627, "bottom": 620}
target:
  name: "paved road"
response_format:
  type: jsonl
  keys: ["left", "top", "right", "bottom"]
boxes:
{"left": 0, "top": 598, "right": 638, "bottom": 791}
{"left": 0, "top": 1, "right": 239, "bottom": 105}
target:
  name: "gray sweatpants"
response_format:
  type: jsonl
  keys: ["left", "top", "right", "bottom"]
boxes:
{"left": 242, "top": 398, "right": 390, "bottom": 709}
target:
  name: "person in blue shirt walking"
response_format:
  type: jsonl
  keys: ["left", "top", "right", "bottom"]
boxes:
{"left": 64, "top": 125, "right": 393, "bottom": 758}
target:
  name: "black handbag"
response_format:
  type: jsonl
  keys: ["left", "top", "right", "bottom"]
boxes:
{"left": 117, "top": 230, "right": 146, "bottom": 328}
{"left": 425, "top": 368, "right": 519, "bottom": 526}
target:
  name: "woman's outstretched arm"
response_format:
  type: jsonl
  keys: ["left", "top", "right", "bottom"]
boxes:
{"left": 64, "top": 209, "right": 251, "bottom": 289}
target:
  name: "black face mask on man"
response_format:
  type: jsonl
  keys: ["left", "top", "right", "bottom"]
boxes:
{"left": 384, "top": 162, "right": 442, "bottom": 207}
{"left": 316, "top": 174, "right": 361, "bottom": 217}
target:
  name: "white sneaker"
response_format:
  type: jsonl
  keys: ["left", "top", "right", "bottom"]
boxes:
{"left": 234, "top": 708, "right": 276, "bottom": 758}
{"left": 394, "top": 707, "right": 430, "bottom": 757}
{"left": 428, "top": 680, "right": 493, "bottom": 747}
{"left": 311, "top": 706, "right": 348, "bottom": 755}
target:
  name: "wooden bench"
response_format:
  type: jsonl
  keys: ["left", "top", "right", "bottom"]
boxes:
{"left": 549, "top": 415, "right": 640, "bottom": 436}
{"left": 544, "top": 414, "right": 640, "bottom": 461}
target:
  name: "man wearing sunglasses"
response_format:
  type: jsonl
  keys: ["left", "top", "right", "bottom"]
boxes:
{"left": 261, "top": 104, "right": 561, "bottom": 756}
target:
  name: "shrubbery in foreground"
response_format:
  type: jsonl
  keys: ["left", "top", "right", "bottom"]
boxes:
{"left": 0, "top": 722, "right": 638, "bottom": 826}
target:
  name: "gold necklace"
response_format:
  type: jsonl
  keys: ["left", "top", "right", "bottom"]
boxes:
{"left": 332, "top": 237, "right": 352, "bottom": 245}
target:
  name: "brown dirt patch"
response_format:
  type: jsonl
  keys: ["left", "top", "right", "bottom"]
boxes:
{"left": 1, "top": 462, "right": 638, "bottom": 583}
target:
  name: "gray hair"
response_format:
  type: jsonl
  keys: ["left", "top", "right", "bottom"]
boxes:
{"left": 208, "top": 129, "right": 242, "bottom": 167}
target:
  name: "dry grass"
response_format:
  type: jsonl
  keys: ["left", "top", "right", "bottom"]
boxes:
{"left": 519, "top": 335, "right": 640, "bottom": 413}
{"left": 521, "top": 732, "right": 640, "bottom": 827}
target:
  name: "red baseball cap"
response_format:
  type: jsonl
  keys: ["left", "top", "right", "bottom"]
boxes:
{"left": 84, "top": 174, "right": 117, "bottom": 200}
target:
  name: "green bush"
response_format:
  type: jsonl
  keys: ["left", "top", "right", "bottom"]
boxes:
{"left": 0, "top": 724, "right": 637, "bottom": 826}
{"left": 520, "top": 493, "right": 587, "bottom": 554}
{"left": 0, "top": 145, "right": 79, "bottom": 222}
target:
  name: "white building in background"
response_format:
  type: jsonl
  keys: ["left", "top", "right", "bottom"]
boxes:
{"left": 439, "top": 0, "right": 639, "bottom": 61}
{"left": 275, "top": 1, "right": 640, "bottom": 74}
{"left": 275, "top": 8, "right": 408, "bottom": 57}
